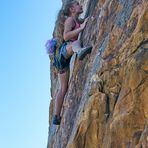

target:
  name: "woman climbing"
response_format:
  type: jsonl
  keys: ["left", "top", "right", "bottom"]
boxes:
{"left": 52, "top": 0, "right": 92, "bottom": 125}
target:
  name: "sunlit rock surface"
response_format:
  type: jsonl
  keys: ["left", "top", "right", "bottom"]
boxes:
{"left": 47, "top": 0, "right": 148, "bottom": 147}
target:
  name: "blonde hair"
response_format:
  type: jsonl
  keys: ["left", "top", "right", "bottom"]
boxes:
{"left": 55, "top": 1, "right": 77, "bottom": 49}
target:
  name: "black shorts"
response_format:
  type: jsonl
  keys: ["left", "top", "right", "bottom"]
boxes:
{"left": 57, "top": 42, "right": 71, "bottom": 74}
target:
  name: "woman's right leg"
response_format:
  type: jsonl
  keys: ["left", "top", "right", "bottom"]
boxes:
{"left": 65, "top": 40, "right": 81, "bottom": 57}
{"left": 66, "top": 40, "right": 92, "bottom": 60}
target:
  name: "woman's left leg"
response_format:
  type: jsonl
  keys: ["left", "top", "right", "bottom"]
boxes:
{"left": 55, "top": 70, "right": 69, "bottom": 118}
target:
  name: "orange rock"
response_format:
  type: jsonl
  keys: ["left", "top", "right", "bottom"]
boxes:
{"left": 47, "top": 0, "right": 148, "bottom": 148}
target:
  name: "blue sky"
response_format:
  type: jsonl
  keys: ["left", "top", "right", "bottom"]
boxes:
{"left": 0, "top": 0, "right": 62, "bottom": 147}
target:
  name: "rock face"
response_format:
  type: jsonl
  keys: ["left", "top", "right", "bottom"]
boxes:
{"left": 47, "top": 0, "right": 148, "bottom": 148}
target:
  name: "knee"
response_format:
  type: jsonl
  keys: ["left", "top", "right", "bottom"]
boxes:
{"left": 66, "top": 44, "right": 74, "bottom": 55}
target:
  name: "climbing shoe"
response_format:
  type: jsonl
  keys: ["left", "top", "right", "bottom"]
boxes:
{"left": 77, "top": 46, "right": 92, "bottom": 60}
{"left": 53, "top": 115, "right": 61, "bottom": 125}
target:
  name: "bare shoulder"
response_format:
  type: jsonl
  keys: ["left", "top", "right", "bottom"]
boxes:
{"left": 64, "top": 17, "right": 75, "bottom": 26}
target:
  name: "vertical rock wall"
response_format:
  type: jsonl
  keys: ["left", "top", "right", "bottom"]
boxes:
{"left": 47, "top": 0, "right": 148, "bottom": 147}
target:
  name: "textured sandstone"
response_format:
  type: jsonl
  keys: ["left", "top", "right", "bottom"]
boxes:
{"left": 47, "top": 0, "right": 148, "bottom": 148}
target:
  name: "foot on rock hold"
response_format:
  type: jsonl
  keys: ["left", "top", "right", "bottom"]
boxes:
{"left": 77, "top": 46, "right": 92, "bottom": 60}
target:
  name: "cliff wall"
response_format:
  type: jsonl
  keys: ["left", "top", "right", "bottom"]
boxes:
{"left": 47, "top": 0, "right": 148, "bottom": 147}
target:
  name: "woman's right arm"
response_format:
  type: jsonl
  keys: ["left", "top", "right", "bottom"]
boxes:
{"left": 64, "top": 17, "right": 87, "bottom": 41}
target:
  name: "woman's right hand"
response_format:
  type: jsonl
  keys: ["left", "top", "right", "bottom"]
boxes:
{"left": 80, "top": 17, "right": 89, "bottom": 30}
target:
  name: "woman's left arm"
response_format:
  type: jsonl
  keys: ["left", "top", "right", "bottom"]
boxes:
{"left": 78, "top": 18, "right": 84, "bottom": 24}
{"left": 78, "top": 17, "right": 89, "bottom": 24}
